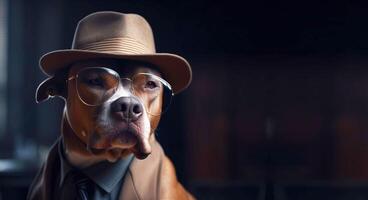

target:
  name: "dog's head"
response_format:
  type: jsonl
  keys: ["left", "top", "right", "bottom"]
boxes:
{"left": 36, "top": 58, "right": 170, "bottom": 161}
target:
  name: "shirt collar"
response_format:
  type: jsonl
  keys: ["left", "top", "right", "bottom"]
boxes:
{"left": 58, "top": 138, "right": 134, "bottom": 193}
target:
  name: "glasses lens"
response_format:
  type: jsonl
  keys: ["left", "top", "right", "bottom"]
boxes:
{"left": 76, "top": 67, "right": 119, "bottom": 106}
{"left": 132, "top": 73, "right": 173, "bottom": 116}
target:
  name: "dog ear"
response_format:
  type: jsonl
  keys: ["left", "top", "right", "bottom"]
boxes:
{"left": 35, "top": 75, "right": 67, "bottom": 103}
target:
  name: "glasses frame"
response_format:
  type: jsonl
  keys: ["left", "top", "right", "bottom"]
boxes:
{"left": 67, "top": 66, "right": 174, "bottom": 115}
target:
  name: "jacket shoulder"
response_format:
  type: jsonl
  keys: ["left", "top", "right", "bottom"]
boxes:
{"left": 159, "top": 155, "right": 195, "bottom": 200}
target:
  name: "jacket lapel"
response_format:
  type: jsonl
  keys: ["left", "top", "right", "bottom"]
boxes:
{"left": 27, "top": 137, "right": 61, "bottom": 200}
{"left": 119, "top": 139, "right": 164, "bottom": 200}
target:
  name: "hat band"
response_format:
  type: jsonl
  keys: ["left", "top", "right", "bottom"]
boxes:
{"left": 74, "top": 37, "right": 153, "bottom": 54}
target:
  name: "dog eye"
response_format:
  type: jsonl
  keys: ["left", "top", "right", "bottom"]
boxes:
{"left": 144, "top": 80, "right": 158, "bottom": 89}
{"left": 86, "top": 77, "right": 104, "bottom": 87}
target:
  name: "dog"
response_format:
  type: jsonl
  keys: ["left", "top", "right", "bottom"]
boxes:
{"left": 27, "top": 11, "right": 194, "bottom": 200}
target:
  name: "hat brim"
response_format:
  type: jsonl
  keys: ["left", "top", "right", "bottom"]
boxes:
{"left": 39, "top": 50, "right": 192, "bottom": 94}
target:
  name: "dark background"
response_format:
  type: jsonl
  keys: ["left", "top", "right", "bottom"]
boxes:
{"left": 1, "top": 0, "right": 368, "bottom": 199}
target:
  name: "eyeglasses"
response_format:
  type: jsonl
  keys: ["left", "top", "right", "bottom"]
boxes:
{"left": 68, "top": 67, "right": 173, "bottom": 116}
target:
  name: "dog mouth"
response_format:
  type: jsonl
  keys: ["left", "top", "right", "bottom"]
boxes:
{"left": 88, "top": 122, "right": 152, "bottom": 160}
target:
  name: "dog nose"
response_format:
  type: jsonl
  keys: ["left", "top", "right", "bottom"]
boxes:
{"left": 111, "top": 97, "right": 143, "bottom": 121}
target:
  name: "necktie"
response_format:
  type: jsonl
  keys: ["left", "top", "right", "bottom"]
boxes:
{"left": 72, "top": 170, "right": 92, "bottom": 200}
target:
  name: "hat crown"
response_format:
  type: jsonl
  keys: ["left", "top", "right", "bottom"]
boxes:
{"left": 72, "top": 11, "right": 156, "bottom": 54}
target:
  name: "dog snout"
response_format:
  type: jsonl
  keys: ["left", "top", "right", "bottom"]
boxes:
{"left": 111, "top": 97, "right": 143, "bottom": 121}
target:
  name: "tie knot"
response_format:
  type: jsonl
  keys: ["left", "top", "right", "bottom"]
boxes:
{"left": 73, "top": 172, "right": 89, "bottom": 188}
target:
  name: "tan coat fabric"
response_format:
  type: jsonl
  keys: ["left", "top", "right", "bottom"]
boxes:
{"left": 27, "top": 137, "right": 190, "bottom": 200}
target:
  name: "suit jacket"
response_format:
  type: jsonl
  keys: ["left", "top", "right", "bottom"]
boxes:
{"left": 27, "top": 137, "right": 172, "bottom": 200}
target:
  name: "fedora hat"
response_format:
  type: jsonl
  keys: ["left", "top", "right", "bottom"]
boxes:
{"left": 39, "top": 11, "right": 192, "bottom": 94}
